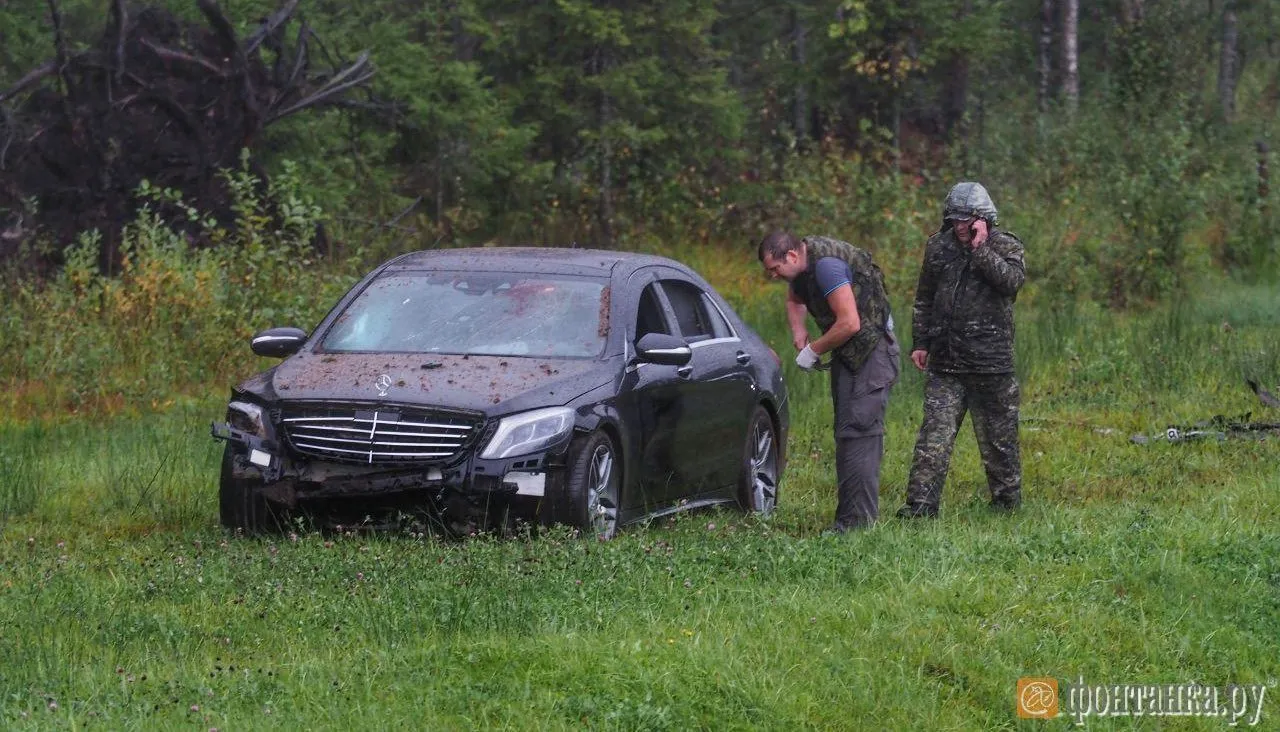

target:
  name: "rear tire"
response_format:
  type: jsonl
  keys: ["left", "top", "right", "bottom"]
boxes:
{"left": 543, "top": 431, "right": 620, "bottom": 540}
{"left": 737, "top": 406, "right": 778, "bottom": 515}
{"left": 219, "top": 444, "right": 282, "bottom": 534}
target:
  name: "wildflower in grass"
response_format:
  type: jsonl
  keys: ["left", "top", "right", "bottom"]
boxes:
{"left": 190, "top": 704, "right": 199, "bottom": 712}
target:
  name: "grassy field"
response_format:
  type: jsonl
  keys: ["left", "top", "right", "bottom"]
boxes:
{"left": 2, "top": 272, "right": 1278, "bottom": 728}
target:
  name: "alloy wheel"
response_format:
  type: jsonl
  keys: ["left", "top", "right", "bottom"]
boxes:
{"left": 585, "top": 443, "right": 618, "bottom": 538}
{"left": 750, "top": 420, "right": 777, "bottom": 514}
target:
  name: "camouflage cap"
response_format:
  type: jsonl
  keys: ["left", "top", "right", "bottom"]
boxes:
{"left": 942, "top": 181, "right": 998, "bottom": 225}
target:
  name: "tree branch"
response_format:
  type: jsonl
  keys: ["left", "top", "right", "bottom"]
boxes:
{"left": 284, "top": 22, "right": 310, "bottom": 90}
{"left": 196, "top": 0, "right": 242, "bottom": 57}
{"left": 196, "top": 0, "right": 262, "bottom": 141}
{"left": 46, "top": 0, "right": 76, "bottom": 107}
{"left": 245, "top": 0, "right": 301, "bottom": 55}
{"left": 267, "top": 51, "right": 373, "bottom": 122}
{"left": 0, "top": 105, "right": 15, "bottom": 170}
{"left": 111, "top": 0, "right": 128, "bottom": 83}
{"left": 139, "top": 38, "right": 228, "bottom": 77}
{"left": 0, "top": 62, "right": 56, "bottom": 104}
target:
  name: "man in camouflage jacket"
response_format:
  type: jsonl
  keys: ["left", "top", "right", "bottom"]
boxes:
{"left": 759, "top": 231, "right": 900, "bottom": 531}
{"left": 899, "top": 182, "right": 1025, "bottom": 517}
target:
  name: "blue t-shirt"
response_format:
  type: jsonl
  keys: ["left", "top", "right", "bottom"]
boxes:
{"left": 809, "top": 257, "right": 895, "bottom": 333}
{"left": 814, "top": 257, "right": 852, "bottom": 297}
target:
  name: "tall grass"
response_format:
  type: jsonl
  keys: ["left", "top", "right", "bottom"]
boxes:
{"left": 2, "top": 166, "right": 1279, "bottom": 727}
{"left": 2, "top": 284, "right": 1277, "bottom": 728}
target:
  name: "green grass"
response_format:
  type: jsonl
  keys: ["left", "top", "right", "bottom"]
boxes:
{"left": 2, "top": 286, "right": 1279, "bottom": 729}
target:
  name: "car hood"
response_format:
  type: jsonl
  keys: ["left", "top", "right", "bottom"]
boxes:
{"left": 266, "top": 351, "right": 613, "bottom": 415}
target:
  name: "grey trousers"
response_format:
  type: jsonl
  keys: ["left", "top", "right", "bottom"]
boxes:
{"left": 829, "top": 337, "right": 900, "bottom": 529}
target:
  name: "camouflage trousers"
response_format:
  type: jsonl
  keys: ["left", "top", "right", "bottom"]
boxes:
{"left": 904, "top": 371, "right": 1021, "bottom": 512}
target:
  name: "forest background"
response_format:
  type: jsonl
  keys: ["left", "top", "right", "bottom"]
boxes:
{"left": 0, "top": 1, "right": 1278, "bottom": 727}
{"left": 1, "top": 0, "right": 1277, "bottom": 410}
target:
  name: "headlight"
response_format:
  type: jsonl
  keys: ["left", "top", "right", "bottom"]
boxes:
{"left": 227, "top": 401, "right": 267, "bottom": 437}
{"left": 480, "top": 407, "right": 574, "bottom": 460}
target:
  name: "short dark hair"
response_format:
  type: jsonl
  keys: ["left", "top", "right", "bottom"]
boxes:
{"left": 758, "top": 230, "right": 802, "bottom": 262}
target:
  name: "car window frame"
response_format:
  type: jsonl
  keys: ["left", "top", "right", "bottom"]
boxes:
{"left": 654, "top": 277, "right": 741, "bottom": 347}
{"left": 635, "top": 281, "right": 677, "bottom": 342}
{"left": 700, "top": 292, "right": 738, "bottom": 340}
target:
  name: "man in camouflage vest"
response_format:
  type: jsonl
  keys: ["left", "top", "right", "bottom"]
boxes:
{"left": 898, "top": 182, "right": 1025, "bottom": 518}
{"left": 758, "top": 231, "right": 900, "bottom": 531}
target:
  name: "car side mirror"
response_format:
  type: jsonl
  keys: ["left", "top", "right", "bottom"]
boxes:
{"left": 251, "top": 327, "right": 308, "bottom": 358}
{"left": 635, "top": 332, "right": 692, "bottom": 366}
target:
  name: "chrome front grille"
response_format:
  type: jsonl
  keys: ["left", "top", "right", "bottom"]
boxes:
{"left": 280, "top": 405, "right": 480, "bottom": 465}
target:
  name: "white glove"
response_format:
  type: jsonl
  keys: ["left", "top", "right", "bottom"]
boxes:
{"left": 795, "top": 345, "right": 820, "bottom": 370}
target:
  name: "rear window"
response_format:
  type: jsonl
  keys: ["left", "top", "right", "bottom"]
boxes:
{"left": 322, "top": 271, "right": 608, "bottom": 358}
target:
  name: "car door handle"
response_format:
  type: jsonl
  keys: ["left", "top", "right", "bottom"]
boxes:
{"left": 676, "top": 365, "right": 693, "bottom": 379}
{"left": 736, "top": 351, "right": 751, "bottom": 365}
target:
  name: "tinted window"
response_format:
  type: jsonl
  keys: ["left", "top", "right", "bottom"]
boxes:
{"left": 635, "top": 284, "right": 670, "bottom": 339}
{"left": 661, "top": 280, "right": 714, "bottom": 341}
{"left": 322, "top": 272, "right": 607, "bottom": 358}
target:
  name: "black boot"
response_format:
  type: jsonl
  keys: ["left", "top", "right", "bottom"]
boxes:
{"left": 989, "top": 493, "right": 1021, "bottom": 512}
{"left": 895, "top": 503, "right": 939, "bottom": 519}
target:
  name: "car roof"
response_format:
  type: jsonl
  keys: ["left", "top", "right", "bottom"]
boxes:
{"left": 385, "top": 246, "right": 695, "bottom": 279}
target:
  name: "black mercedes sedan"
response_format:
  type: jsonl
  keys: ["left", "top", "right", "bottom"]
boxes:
{"left": 212, "top": 247, "right": 788, "bottom": 539}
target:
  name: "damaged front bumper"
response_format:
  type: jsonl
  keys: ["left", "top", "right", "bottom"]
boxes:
{"left": 211, "top": 420, "right": 567, "bottom": 512}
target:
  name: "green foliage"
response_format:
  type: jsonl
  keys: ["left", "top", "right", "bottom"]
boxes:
{"left": 0, "top": 157, "right": 355, "bottom": 415}
{"left": 4, "top": 0, "right": 1278, "bottom": 303}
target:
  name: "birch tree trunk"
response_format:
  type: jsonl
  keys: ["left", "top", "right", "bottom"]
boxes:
{"left": 1218, "top": 3, "right": 1239, "bottom": 122}
{"left": 1038, "top": 0, "right": 1055, "bottom": 114}
{"left": 595, "top": 48, "right": 615, "bottom": 249}
{"left": 791, "top": 7, "right": 807, "bottom": 144}
{"left": 1062, "top": 0, "right": 1079, "bottom": 115}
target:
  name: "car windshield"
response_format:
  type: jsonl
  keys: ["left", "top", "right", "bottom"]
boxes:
{"left": 320, "top": 271, "right": 608, "bottom": 358}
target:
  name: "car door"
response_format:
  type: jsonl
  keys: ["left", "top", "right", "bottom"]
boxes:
{"left": 614, "top": 272, "right": 692, "bottom": 514}
{"left": 655, "top": 276, "right": 757, "bottom": 497}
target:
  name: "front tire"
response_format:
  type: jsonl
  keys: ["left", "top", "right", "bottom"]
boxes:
{"left": 219, "top": 444, "right": 282, "bottom": 534}
{"left": 544, "top": 431, "right": 621, "bottom": 540}
{"left": 737, "top": 406, "right": 778, "bottom": 515}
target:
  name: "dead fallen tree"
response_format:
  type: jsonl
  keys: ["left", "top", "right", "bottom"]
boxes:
{"left": 0, "top": 0, "right": 375, "bottom": 272}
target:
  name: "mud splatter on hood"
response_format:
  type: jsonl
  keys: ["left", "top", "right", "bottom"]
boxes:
{"left": 269, "top": 352, "right": 611, "bottom": 414}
